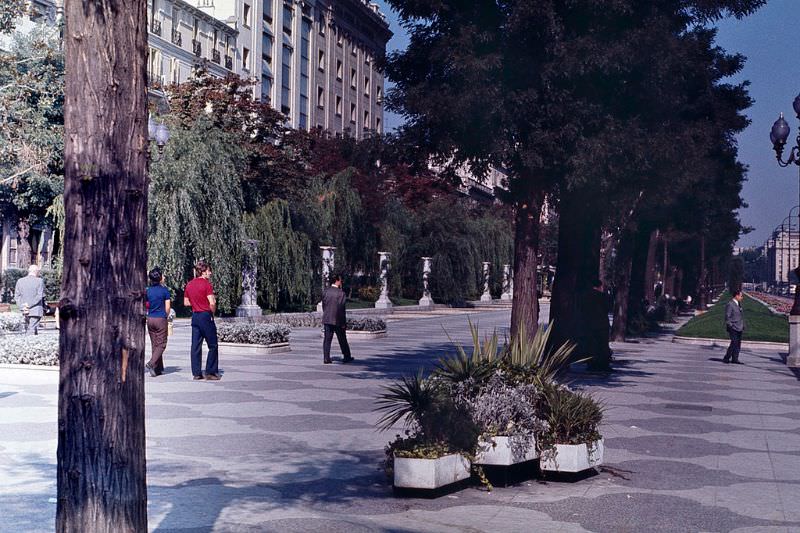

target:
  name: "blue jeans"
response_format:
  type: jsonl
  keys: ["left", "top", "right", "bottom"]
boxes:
{"left": 191, "top": 312, "right": 218, "bottom": 376}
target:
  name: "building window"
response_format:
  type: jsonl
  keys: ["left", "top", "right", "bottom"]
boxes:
{"left": 263, "top": 0, "right": 273, "bottom": 24}
{"left": 350, "top": 103, "right": 356, "bottom": 123}
{"left": 283, "top": 4, "right": 293, "bottom": 35}
{"left": 318, "top": 49, "right": 325, "bottom": 71}
{"left": 350, "top": 69, "right": 356, "bottom": 89}
{"left": 262, "top": 76, "right": 273, "bottom": 102}
{"left": 243, "top": 3, "right": 251, "bottom": 28}
{"left": 377, "top": 85, "right": 383, "bottom": 102}
{"left": 318, "top": 13, "right": 325, "bottom": 35}
{"left": 364, "top": 110, "right": 370, "bottom": 129}
{"left": 337, "top": 27, "right": 343, "bottom": 46}
{"left": 336, "top": 60, "right": 342, "bottom": 81}
{"left": 317, "top": 86, "right": 324, "bottom": 108}
{"left": 364, "top": 76, "right": 370, "bottom": 96}
{"left": 351, "top": 41, "right": 357, "bottom": 56}
{"left": 376, "top": 117, "right": 382, "bottom": 133}
{"left": 242, "top": 47, "right": 250, "bottom": 70}
{"left": 281, "top": 45, "right": 292, "bottom": 115}
{"left": 299, "top": 17, "right": 311, "bottom": 130}
{"left": 335, "top": 95, "right": 342, "bottom": 116}
{"left": 262, "top": 34, "right": 273, "bottom": 65}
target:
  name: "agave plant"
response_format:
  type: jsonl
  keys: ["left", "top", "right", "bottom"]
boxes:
{"left": 374, "top": 370, "right": 439, "bottom": 432}
{"left": 539, "top": 383, "right": 604, "bottom": 447}
{"left": 504, "top": 321, "right": 579, "bottom": 383}
{"left": 435, "top": 320, "right": 498, "bottom": 385}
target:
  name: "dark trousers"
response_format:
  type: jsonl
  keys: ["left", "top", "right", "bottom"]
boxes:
{"left": 191, "top": 312, "right": 219, "bottom": 376}
{"left": 24, "top": 315, "right": 41, "bottom": 335}
{"left": 724, "top": 327, "right": 742, "bottom": 363}
{"left": 147, "top": 317, "right": 168, "bottom": 375}
{"left": 323, "top": 324, "right": 351, "bottom": 361}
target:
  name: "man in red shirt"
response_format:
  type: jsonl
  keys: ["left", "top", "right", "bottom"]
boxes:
{"left": 183, "top": 260, "right": 220, "bottom": 380}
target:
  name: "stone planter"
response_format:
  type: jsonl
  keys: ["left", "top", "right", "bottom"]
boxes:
{"left": 539, "top": 439, "right": 604, "bottom": 473}
{"left": 218, "top": 342, "right": 291, "bottom": 356}
{"left": 474, "top": 436, "right": 538, "bottom": 466}
{"left": 318, "top": 329, "right": 387, "bottom": 340}
{"left": 393, "top": 453, "right": 471, "bottom": 489}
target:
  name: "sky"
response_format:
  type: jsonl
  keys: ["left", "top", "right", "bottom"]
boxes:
{"left": 374, "top": 0, "right": 798, "bottom": 249}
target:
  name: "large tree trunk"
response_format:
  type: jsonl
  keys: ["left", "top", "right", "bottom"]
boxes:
{"left": 550, "top": 194, "right": 603, "bottom": 356}
{"left": 625, "top": 225, "right": 652, "bottom": 335}
{"left": 698, "top": 234, "right": 708, "bottom": 310}
{"left": 57, "top": 1, "right": 149, "bottom": 532}
{"left": 643, "top": 229, "right": 659, "bottom": 303}
{"left": 610, "top": 226, "right": 636, "bottom": 342}
{"left": 510, "top": 195, "right": 543, "bottom": 340}
{"left": 17, "top": 218, "right": 31, "bottom": 269}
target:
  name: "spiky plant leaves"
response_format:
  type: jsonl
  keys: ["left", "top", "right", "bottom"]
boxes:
{"left": 374, "top": 370, "right": 439, "bottom": 432}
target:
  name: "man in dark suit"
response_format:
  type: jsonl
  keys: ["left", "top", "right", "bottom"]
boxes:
{"left": 322, "top": 274, "right": 353, "bottom": 364}
{"left": 723, "top": 289, "right": 745, "bottom": 364}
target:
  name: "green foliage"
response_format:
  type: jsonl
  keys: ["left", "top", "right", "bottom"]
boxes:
{"left": 538, "top": 384, "right": 604, "bottom": 448}
{"left": 243, "top": 200, "right": 313, "bottom": 311}
{"left": 503, "top": 322, "right": 578, "bottom": 383}
{"left": 435, "top": 320, "right": 498, "bottom": 386}
{"left": 41, "top": 268, "right": 59, "bottom": 301}
{"left": 0, "top": 22, "right": 64, "bottom": 225}
{"left": 148, "top": 119, "right": 245, "bottom": 313}
{"left": 0, "top": 1, "right": 27, "bottom": 33}
{"left": 728, "top": 256, "right": 744, "bottom": 292}
{"left": 216, "top": 322, "right": 291, "bottom": 345}
{"left": 1, "top": 268, "right": 24, "bottom": 303}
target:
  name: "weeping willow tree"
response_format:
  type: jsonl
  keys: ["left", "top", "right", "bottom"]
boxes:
{"left": 148, "top": 119, "right": 245, "bottom": 312}
{"left": 243, "top": 200, "right": 313, "bottom": 310}
{"left": 299, "top": 169, "right": 373, "bottom": 287}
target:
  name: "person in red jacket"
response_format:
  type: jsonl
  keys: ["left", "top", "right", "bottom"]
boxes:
{"left": 183, "top": 260, "right": 220, "bottom": 380}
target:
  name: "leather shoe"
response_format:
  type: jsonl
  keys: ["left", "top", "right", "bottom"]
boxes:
{"left": 193, "top": 375, "right": 204, "bottom": 380}
{"left": 342, "top": 357, "right": 355, "bottom": 364}
{"left": 732, "top": 360, "right": 744, "bottom": 365}
{"left": 205, "top": 374, "right": 221, "bottom": 381}
{"left": 323, "top": 358, "right": 332, "bottom": 364}
{"left": 722, "top": 359, "right": 730, "bottom": 364}
{"left": 145, "top": 362, "right": 157, "bottom": 377}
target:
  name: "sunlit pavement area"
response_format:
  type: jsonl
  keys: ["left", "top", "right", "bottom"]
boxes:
{"left": 3, "top": 303, "right": 800, "bottom": 532}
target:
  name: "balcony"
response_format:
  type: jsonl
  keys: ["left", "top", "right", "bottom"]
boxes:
{"left": 171, "top": 29, "right": 182, "bottom": 47}
{"left": 192, "top": 39, "right": 202, "bottom": 57}
{"left": 225, "top": 56, "right": 233, "bottom": 70}
{"left": 212, "top": 49, "right": 221, "bottom": 64}
{"left": 150, "top": 19, "right": 162, "bottom": 37}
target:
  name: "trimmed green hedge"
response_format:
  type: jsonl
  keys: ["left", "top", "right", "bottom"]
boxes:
{"left": 677, "top": 293, "right": 788, "bottom": 343}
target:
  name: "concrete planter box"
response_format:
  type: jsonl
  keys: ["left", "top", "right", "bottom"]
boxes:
{"left": 218, "top": 342, "right": 291, "bottom": 355}
{"left": 475, "top": 436, "right": 538, "bottom": 466}
{"left": 393, "top": 453, "right": 471, "bottom": 489}
{"left": 540, "top": 439, "right": 604, "bottom": 473}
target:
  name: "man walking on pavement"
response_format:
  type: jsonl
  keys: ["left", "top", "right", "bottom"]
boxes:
{"left": 723, "top": 289, "right": 745, "bottom": 364}
{"left": 322, "top": 274, "right": 353, "bottom": 364}
{"left": 184, "top": 260, "right": 221, "bottom": 380}
{"left": 14, "top": 264, "right": 45, "bottom": 335}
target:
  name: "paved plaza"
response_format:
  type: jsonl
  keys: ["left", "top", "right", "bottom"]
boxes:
{"left": 2, "top": 306, "right": 800, "bottom": 532}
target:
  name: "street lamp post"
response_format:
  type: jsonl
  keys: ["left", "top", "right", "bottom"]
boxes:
{"left": 770, "top": 99, "right": 800, "bottom": 366}
{"left": 148, "top": 116, "right": 170, "bottom": 159}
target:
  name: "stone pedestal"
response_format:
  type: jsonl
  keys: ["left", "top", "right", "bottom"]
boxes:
{"left": 375, "top": 252, "right": 393, "bottom": 309}
{"left": 236, "top": 239, "right": 262, "bottom": 317}
{"left": 480, "top": 262, "right": 492, "bottom": 302}
{"left": 789, "top": 315, "right": 800, "bottom": 367}
{"left": 419, "top": 257, "right": 433, "bottom": 307}
{"left": 500, "top": 264, "right": 513, "bottom": 301}
{"left": 316, "top": 246, "right": 336, "bottom": 312}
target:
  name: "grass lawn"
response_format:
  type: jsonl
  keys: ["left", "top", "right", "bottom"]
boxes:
{"left": 677, "top": 293, "right": 788, "bottom": 343}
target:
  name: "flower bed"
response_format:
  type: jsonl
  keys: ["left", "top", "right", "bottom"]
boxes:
{"left": 0, "top": 335, "right": 59, "bottom": 366}
{"left": 749, "top": 292, "right": 792, "bottom": 315}
{"left": 217, "top": 322, "right": 291, "bottom": 345}
{"left": 347, "top": 318, "right": 386, "bottom": 332}
{"left": 0, "top": 312, "right": 24, "bottom": 333}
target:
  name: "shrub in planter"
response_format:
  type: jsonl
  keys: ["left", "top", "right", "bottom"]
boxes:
{"left": 0, "top": 335, "right": 59, "bottom": 366}
{"left": 0, "top": 312, "right": 24, "bottom": 333}
{"left": 346, "top": 317, "right": 386, "bottom": 332}
{"left": 262, "top": 313, "right": 319, "bottom": 328}
{"left": 376, "top": 371, "right": 480, "bottom": 489}
{"left": 217, "top": 322, "right": 291, "bottom": 345}
{"left": 537, "top": 383, "right": 604, "bottom": 472}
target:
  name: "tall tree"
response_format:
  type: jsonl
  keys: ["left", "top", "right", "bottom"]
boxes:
{"left": 57, "top": 1, "right": 149, "bottom": 531}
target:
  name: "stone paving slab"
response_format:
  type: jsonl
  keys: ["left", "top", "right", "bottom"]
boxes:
{"left": 3, "top": 304, "right": 800, "bottom": 532}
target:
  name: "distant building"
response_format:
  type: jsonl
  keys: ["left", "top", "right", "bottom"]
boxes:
{"left": 765, "top": 228, "right": 800, "bottom": 284}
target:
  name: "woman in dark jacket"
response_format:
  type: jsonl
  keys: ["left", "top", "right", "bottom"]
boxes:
{"left": 146, "top": 267, "right": 171, "bottom": 377}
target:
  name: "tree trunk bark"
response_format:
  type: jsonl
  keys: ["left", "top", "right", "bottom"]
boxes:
{"left": 510, "top": 195, "right": 543, "bottom": 340}
{"left": 610, "top": 226, "right": 636, "bottom": 342}
{"left": 17, "top": 218, "right": 31, "bottom": 269}
{"left": 550, "top": 194, "right": 602, "bottom": 354}
{"left": 698, "top": 234, "right": 708, "bottom": 310}
{"left": 57, "top": 1, "right": 149, "bottom": 532}
{"left": 644, "top": 229, "right": 659, "bottom": 303}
